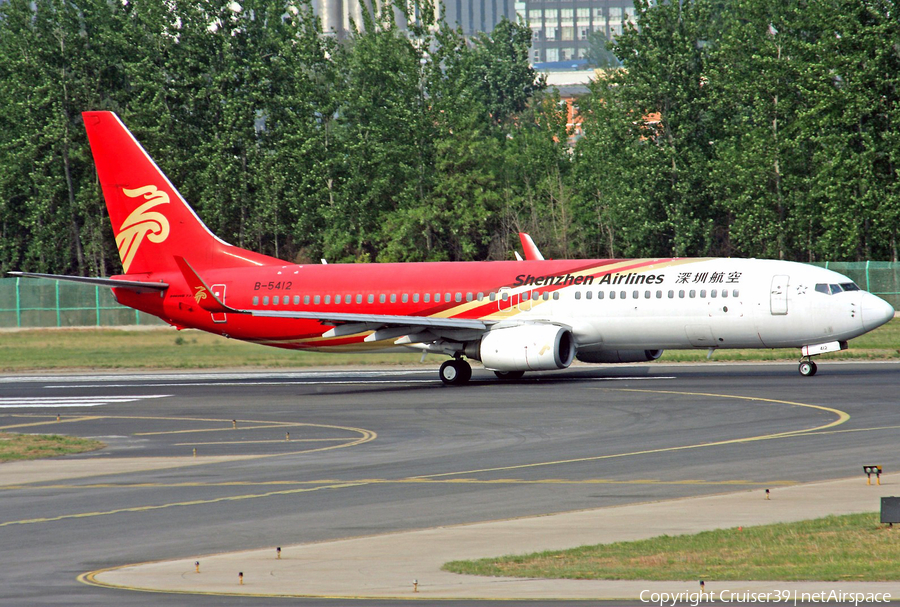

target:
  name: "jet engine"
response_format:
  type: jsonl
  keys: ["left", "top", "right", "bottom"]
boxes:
{"left": 478, "top": 325, "right": 575, "bottom": 372}
{"left": 576, "top": 349, "right": 664, "bottom": 364}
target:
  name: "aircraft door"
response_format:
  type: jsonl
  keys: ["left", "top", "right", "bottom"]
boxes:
{"left": 497, "top": 287, "right": 516, "bottom": 311}
{"left": 770, "top": 275, "right": 789, "bottom": 315}
{"left": 211, "top": 283, "right": 227, "bottom": 323}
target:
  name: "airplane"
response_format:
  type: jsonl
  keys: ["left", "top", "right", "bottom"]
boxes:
{"left": 9, "top": 111, "right": 896, "bottom": 384}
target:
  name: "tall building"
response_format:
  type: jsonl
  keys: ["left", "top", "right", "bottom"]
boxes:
{"left": 312, "top": 1, "right": 517, "bottom": 38}
{"left": 521, "top": 0, "right": 635, "bottom": 64}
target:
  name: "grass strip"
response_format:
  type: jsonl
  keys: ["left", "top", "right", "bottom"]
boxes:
{"left": 0, "top": 318, "right": 896, "bottom": 371}
{"left": 443, "top": 513, "right": 900, "bottom": 582}
{"left": 0, "top": 433, "right": 104, "bottom": 462}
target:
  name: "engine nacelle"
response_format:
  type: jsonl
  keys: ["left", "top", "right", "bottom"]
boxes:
{"left": 576, "top": 349, "right": 664, "bottom": 364}
{"left": 479, "top": 325, "right": 575, "bottom": 372}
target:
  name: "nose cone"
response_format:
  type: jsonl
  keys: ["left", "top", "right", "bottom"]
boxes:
{"left": 861, "top": 293, "right": 895, "bottom": 332}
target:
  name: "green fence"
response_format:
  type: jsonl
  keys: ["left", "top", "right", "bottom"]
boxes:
{"left": 1, "top": 261, "right": 898, "bottom": 328}
{"left": 0, "top": 277, "right": 165, "bottom": 328}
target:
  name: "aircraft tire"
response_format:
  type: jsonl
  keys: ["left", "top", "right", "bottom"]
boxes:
{"left": 799, "top": 361, "right": 818, "bottom": 377}
{"left": 494, "top": 370, "right": 525, "bottom": 380}
{"left": 440, "top": 359, "right": 471, "bottom": 385}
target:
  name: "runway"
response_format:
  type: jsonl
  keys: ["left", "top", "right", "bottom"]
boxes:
{"left": 1, "top": 362, "right": 899, "bottom": 606}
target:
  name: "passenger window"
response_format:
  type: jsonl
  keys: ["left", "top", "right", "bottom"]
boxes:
{"left": 435, "top": 293, "right": 442, "bottom": 303}
{"left": 668, "top": 290, "right": 674, "bottom": 298}
{"left": 632, "top": 290, "right": 638, "bottom": 299}
{"left": 732, "top": 289, "right": 740, "bottom": 297}
{"left": 586, "top": 291, "right": 592, "bottom": 300}
{"left": 253, "top": 296, "right": 259, "bottom": 305}
{"left": 304, "top": 295, "right": 310, "bottom": 305}
{"left": 575, "top": 292, "right": 582, "bottom": 300}
{"left": 263, "top": 296, "right": 269, "bottom": 305}
{"left": 489, "top": 293, "right": 496, "bottom": 302}
{"left": 455, "top": 292, "right": 462, "bottom": 303}
{"left": 466, "top": 293, "right": 473, "bottom": 302}
{"left": 379, "top": 294, "right": 386, "bottom": 303}
{"left": 367, "top": 294, "right": 374, "bottom": 304}
{"left": 402, "top": 294, "right": 408, "bottom": 303}
{"left": 553, "top": 292, "right": 559, "bottom": 300}
{"left": 501, "top": 293, "right": 509, "bottom": 301}
{"left": 335, "top": 295, "right": 341, "bottom": 304}
{"left": 610, "top": 291, "right": 616, "bottom": 300}
{"left": 314, "top": 295, "right": 321, "bottom": 304}
{"left": 700, "top": 290, "right": 706, "bottom": 298}
{"left": 356, "top": 294, "right": 362, "bottom": 304}
{"left": 710, "top": 290, "right": 717, "bottom": 298}
{"left": 413, "top": 293, "right": 419, "bottom": 303}
{"left": 424, "top": 293, "right": 430, "bottom": 303}
{"left": 645, "top": 291, "right": 651, "bottom": 298}
{"left": 679, "top": 290, "right": 685, "bottom": 298}
{"left": 656, "top": 290, "right": 662, "bottom": 298}
{"left": 689, "top": 290, "right": 696, "bottom": 298}
{"left": 721, "top": 289, "right": 728, "bottom": 298}
{"left": 477, "top": 292, "right": 484, "bottom": 301}
{"left": 597, "top": 291, "right": 604, "bottom": 299}
{"left": 445, "top": 293, "right": 452, "bottom": 302}
{"left": 620, "top": 291, "right": 626, "bottom": 299}
{"left": 391, "top": 294, "right": 397, "bottom": 303}
{"left": 294, "top": 295, "right": 300, "bottom": 305}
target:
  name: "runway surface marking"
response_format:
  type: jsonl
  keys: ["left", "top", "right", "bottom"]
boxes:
{"left": 41, "top": 376, "right": 676, "bottom": 389}
{"left": 8, "top": 478, "right": 797, "bottom": 491}
{"left": 0, "top": 389, "right": 843, "bottom": 529}
{"left": 0, "top": 395, "right": 170, "bottom": 408}
{"left": 407, "top": 389, "right": 851, "bottom": 479}
{"left": 0, "top": 415, "right": 102, "bottom": 430}
{"left": 0, "top": 481, "right": 371, "bottom": 528}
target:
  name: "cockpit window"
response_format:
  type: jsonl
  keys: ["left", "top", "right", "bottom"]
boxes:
{"left": 815, "top": 282, "right": 859, "bottom": 295}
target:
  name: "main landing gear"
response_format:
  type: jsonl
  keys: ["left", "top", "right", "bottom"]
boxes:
{"left": 798, "top": 359, "right": 818, "bottom": 377}
{"left": 439, "top": 358, "right": 472, "bottom": 386}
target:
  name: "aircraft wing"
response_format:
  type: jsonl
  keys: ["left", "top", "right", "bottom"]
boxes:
{"left": 173, "top": 256, "right": 490, "bottom": 342}
{"left": 7, "top": 272, "right": 169, "bottom": 292}
{"left": 518, "top": 233, "right": 545, "bottom": 261}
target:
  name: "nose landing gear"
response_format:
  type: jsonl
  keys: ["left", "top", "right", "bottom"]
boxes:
{"left": 798, "top": 359, "right": 818, "bottom": 377}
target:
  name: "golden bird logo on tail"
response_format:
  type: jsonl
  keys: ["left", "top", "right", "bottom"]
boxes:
{"left": 116, "top": 185, "right": 170, "bottom": 272}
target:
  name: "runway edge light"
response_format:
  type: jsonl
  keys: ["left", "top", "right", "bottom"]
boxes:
{"left": 864, "top": 465, "right": 883, "bottom": 485}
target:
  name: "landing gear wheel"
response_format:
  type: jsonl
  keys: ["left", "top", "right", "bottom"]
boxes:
{"left": 799, "top": 360, "right": 818, "bottom": 377}
{"left": 494, "top": 370, "right": 525, "bottom": 380}
{"left": 440, "top": 359, "right": 472, "bottom": 385}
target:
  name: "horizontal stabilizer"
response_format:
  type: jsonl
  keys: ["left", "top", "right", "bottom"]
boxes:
{"left": 7, "top": 271, "right": 168, "bottom": 292}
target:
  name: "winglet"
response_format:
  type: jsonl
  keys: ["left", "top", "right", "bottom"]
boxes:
{"left": 518, "top": 233, "right": 545, "bottom": 261}
{"left": 173, "top": 256, "right": 238, "bottom": 314}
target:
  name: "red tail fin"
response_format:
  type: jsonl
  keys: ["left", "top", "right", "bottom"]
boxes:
{"left": 83, "top": 111, "right": 279, "bottom": 275}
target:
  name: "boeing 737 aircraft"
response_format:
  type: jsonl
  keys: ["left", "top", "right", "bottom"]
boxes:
{"left": 10, "top": 112, "right": 896, "bottom": 384}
